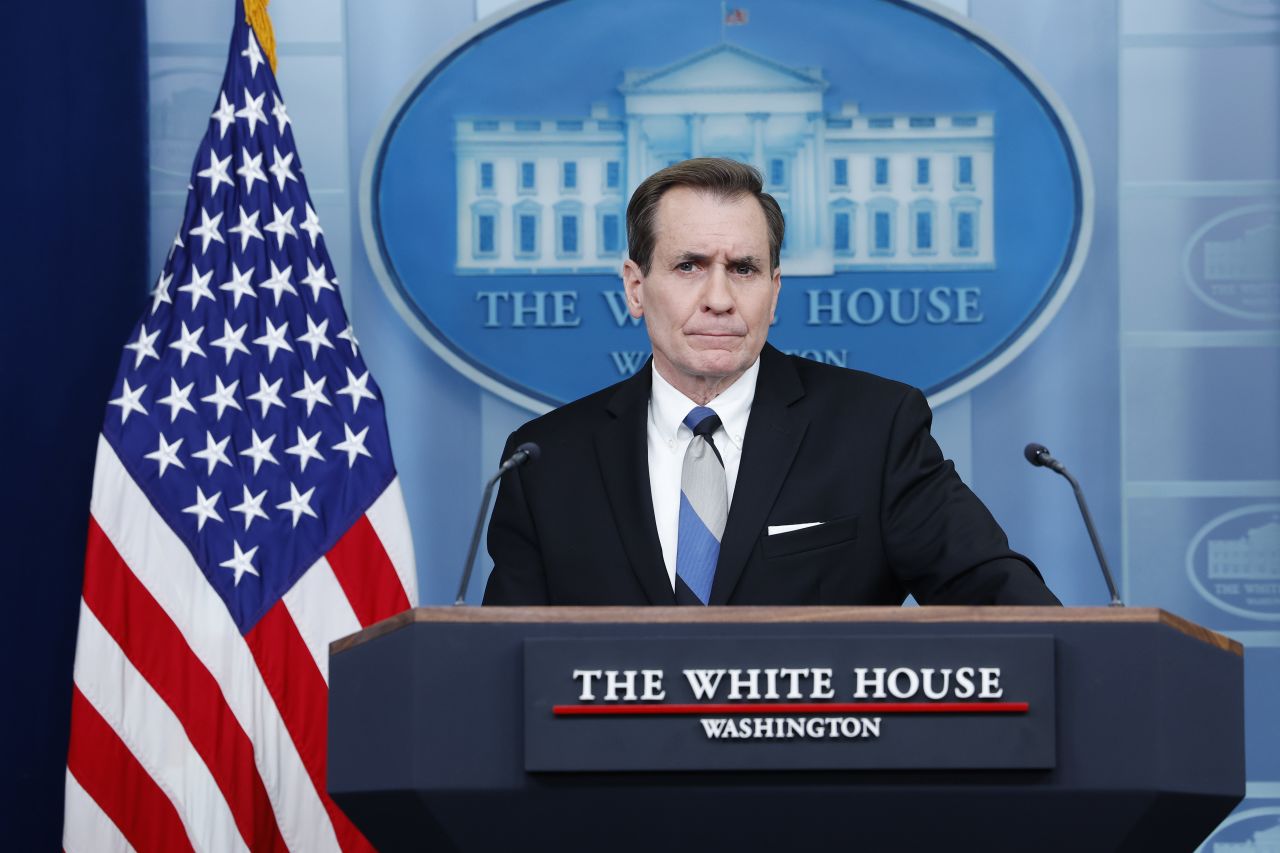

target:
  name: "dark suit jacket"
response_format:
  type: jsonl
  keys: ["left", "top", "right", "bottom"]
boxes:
{"left": 483, "top": 344, "right": 1059, "bottom": 606}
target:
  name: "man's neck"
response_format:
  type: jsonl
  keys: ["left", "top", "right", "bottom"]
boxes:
{"left": 656, "top": 369, "right": 740, "bottom": 406}
{"left": 652, "top": 359, "right": 758, "bottom": 407}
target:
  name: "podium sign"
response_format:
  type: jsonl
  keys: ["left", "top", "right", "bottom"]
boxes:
{"left": 329, "top": 607, "right": 1243, "bottom": 852}
{"left": 524, "top": 634, "right": 1055, "bottom": 771}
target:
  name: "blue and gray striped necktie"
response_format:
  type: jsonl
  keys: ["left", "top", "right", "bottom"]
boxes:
{"left": 675, "top": 406, "right": 726, "bottom": 605}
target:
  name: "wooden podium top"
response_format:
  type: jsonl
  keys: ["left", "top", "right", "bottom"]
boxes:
{"left": 331, "top": 606, "right": 1241, "bottom": 657}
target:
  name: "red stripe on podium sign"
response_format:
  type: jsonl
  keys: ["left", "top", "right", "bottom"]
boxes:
{"left": 553, "top": 701, "right": 1029, "bottom": 716}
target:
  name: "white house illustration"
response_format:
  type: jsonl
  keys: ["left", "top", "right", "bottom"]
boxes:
{"left": 1204, "top": 221, "right": 1280, "bottom": 283}
{"left": 454, "top": 43, "right": 995, "bottom": 277}
{"left": 1208, "top": 518, "right": 1280, "bottom": 581}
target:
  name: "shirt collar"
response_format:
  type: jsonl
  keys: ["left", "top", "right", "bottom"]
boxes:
{"left": 649, "top": 356, "right": 760, "bottom": 451}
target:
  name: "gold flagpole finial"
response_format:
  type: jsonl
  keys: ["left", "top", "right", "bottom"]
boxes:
{"left": 243, "top": 0, "right": 278, "bottom": 74}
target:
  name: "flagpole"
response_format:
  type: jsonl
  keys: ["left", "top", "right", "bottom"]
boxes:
{"left": 720, "top": 0, "right": 726, "bottom": 42}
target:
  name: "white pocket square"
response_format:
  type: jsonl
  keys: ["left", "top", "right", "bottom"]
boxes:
{"left": 767, "top": 521, "right": 824, "bottom": 536}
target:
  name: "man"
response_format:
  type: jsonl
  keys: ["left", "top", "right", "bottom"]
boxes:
{"left": 483, "top": 158, "right": 1059, "bottom": 607}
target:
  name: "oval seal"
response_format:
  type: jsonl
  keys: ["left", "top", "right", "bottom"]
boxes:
{"left": 363, "top": 0, "right": 1093, "bottom": 411}
{"left": 1186, "top": 503, "right": 1280, "bottom": 622}
{"left": 1182, "top": 203, "right": 1280, "bottom": 321}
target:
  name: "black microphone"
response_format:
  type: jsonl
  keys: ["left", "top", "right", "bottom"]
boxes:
{"left": 454, "top": 442, "right": 541, "bottom": 605}
{"left": 1024, "top": 442, "right": 1123, "bottom": 606}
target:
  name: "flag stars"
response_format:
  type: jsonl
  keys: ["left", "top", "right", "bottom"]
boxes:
{"left": 285, "top": 427, "right": 325, "bottom": 473}
{"left": 277, "top": 482, "right": 319, "bottom": 527}
{"left": 150, "top": 271, "right": 173, "bottom": 315}
{"left": 177, "top": 266, "right": 215, "bottom": 308}
{"left": 264, "top": 203, "right": 296, "bottom": 249}
{"left": 237, "top": 150, "right": 268, "bottom": 194}
{"left": 229, "top": 206, "right": 263, "bottom": 251}
{"left": 291, "top": 372, "right": 332, "bottom": 416}
{"left": 236, "top": 87, "right": 268, "bottom": 136}
{"left": 269, "top": 146, "right": 298, "bottom": 191}
{"left": 192, "top": 430, "right": 233, "bottom": 476}
{"left": 253, "top": 317, "right": 294, "bottom": 363}
{"left": 333, "top": 423, "right": 373, "bottom": 468}
{"left": 143, "top": 433, "right": 185, "bottom": 477}
{"left": 230, "top": 486, "right": 270, "bottom": 530}
{"left": 210, "top": 319, "right": 251, "bottom": 364}
{"left": 124, "top": 324, "right": 161, "bottom": 369}
{"left": 220, "top": 541, "right": 260, "bottom": 586}
{"left": 299, "top": 203, "right": 323, "bottom": 247}
{"left": 219, "top": 261, "right": 257, "bottom": 308}
{"left": 108, "top": 379, "right": 148, "bottom": 423}
{"left": 337, "top": 368, "right": 377, "bottom": 413}
{"left": 271, "top": 94, "right": 291, "bottom": 134}
{"left": 297, "top": 315, "right": 335, "bottom": 359}
{"left": 182, "top": 485, "right": 223, "bottom": 532}
{"left": 157, "top": 377, "right": 197, "bottom": 422}
{"left": 241, "top": 34, "right": 266, "bottom": 77}
{"left": 196, "top": 149, "right": 234, "bottom": 193}
{"left": 238, "top": 428, "right": 279, "bottom": 474}
{"left": 211, "top": 91, "right": 236, "bottom": 138}
{"left": 300, "top": 259, "right": 334, "bottom": 302}
{"left": 169, "top": 322, "right": 207, "bottom": 367}
{"left": 337, "top": 325, "right": 360, "bottom": 355}
{"left": 188, "top": 207, "right": 226, "bottom": 254}
{"left": 259, "top": 260, "right": 298, "bottom": 306}
{"left": 200, "top": 375, "right": 243, "bottom": 420}
{"left": 247, "top": 372, "right": 285, "bottom": 417}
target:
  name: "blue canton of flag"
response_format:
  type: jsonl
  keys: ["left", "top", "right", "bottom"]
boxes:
{"left": 104, "top": 9, "right": 394, "bottom": 634}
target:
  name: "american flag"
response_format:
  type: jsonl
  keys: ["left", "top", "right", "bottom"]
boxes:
{"left": 62, "top": 5, "right": 416, "bottom": 851}
{"left": 724, "top": 6, "right": 749, "bottom": 25}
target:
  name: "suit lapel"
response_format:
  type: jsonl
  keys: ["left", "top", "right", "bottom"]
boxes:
{"left": 595, "top": 363, "right": 676, "bottom": 605}
{"left": 709, "top": 345, "right": 808, "bottom": 604}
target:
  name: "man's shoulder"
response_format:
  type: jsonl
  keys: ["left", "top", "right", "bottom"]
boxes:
{"left": 510, "top": 372, "right": 640, "bottom": 442}
{"left": 770, "top": 347, "right": 918, "bottom": 410}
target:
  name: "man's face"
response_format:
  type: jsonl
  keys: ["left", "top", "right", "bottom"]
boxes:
{"left": 622, "top": 186, "right": 781, "bottom": 401}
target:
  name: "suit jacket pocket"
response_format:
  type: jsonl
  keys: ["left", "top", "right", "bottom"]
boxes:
{"left": 761, "top": 515, "right": 858, "bottom": 559}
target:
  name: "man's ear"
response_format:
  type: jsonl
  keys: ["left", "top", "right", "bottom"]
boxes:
{"left": 621, "top": 259, "right": 645, "bottom": 319}
{"left": 769, "top": 266, "right": 782, "bottom": 323}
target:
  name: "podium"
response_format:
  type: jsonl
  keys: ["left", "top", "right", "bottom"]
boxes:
{"left": 328, "top": 607, "right": 1243, "bottom": 852}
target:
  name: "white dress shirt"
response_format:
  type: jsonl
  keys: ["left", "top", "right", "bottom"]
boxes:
{"left": 647, "top": 358, "right": 760, "bottom": 589}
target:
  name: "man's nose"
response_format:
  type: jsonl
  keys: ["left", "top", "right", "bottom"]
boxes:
{"left": 701, "top": 265, "right": 735, "bottom": 313}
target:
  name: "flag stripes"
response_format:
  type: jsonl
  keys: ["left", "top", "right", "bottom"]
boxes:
{"left": 246, "top": 604, "right": 376, "bottom": 853}
{"left": 326, "top": 514, "right": 412, "bottom": 627}
{"left": 81, "top": 519, "right": 289, "bottom": 852}
{"left": 63, "top": 772, "right": 137, "bottom": 853}
{"left": 66, "top": 688, "right": 193, "bottom": 853}
{"left": 281, "top": 557, "right": 362, "bottom": 683}
{"left": 366, "top": 478, "right": 418, "bottom": 596}
{"left": 72, "top": 603, "right": 251, "bottom": 852}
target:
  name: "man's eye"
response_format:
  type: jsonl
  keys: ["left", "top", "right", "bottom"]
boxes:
{"left": 676, "top": 261, "right": 696, "bottom": 272}
{"left": 735, "top": 265, "right": 755, "bottom": 275}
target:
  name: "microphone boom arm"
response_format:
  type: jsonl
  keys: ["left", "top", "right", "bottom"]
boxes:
{"left": 454, "top": 443, "right": 541, "bottom": 606}
{"left": 1025, "top": 443, "right": 1123, "bottom": 607}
